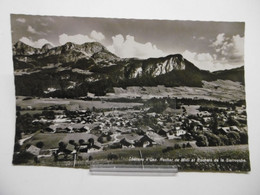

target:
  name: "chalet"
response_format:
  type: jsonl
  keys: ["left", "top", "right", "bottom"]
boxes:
{"left": 190, "top": 119, "right": 203, "bottom": 126}
{"left": 218, "top": 126, "right": 241, "bottom": 134}
{"left": 26, "top": 145, "right": 41, "bottom": 156}
{"left": 55, "top": 128, "right": 68, "bottom": 133}
{"left": 230, "top": 126, "right": 241, "bottom": 132}
{"left": 218, "top": 127, "right": 231, "bottom": 134}
{"left": 87, "top": 140, "right": 102, "bottom": 153}
{"left": 87, "top": 145, "right": 102, "bottom": 153}
{"left": 98, "top": 132, "right": 112, "bottom": 143}
{"left": 38, "top": 149, "right": 53, "bottom": 158}
{"left": 157, "top": 121, "right": 164, "bottom": 126}
{"left": 135, "top": 135, "right": 156, "bottom": 148}
{"left": 146, "top": 132, "right": 165, "bottom": 145}
{"left": 139, "top": 126, "right": 153, "bottom": 132}
{"left": 108, "top": 142, "right": 122, "bottom": 149}
{"left": 197, "top": 111, "right": 211, "bottom": 117}
{"left": 167, "top": 130, "right": 175, "bottom": 140}
{"left": 79, "top": 126, "right": 90, "bottom": 133}
{"left": 120, "top": 138, "right": 135, "bottom": 148}
{"left": 77, "top": 139, "right": 102, "bottom": 153}
{"left": 175, "top": 129, "right": 186, "bottom": 137}
{"left": 65, "top": 126, "right": 74, "bottom": 133}
{"left": 158, "top": 129, "right": 168, "bottom": 137}
{"left": 203, "top": 117, "right": 212, "bottom": 123}
{"left": 90, "top": 129, "right": 102, "bottom": 135}
{"left": 45, "top": 127, "right": 55, "bottom": 132}
{"left": 66, "top": 143, "right": 76, "bottom": 153}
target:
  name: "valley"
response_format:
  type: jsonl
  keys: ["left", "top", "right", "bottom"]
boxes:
{"left": 12, "top": 40, "right": 249, "bottom": 172}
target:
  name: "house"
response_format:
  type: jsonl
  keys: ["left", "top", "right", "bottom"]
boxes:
{"left": 45, "top": 127, "right": 55, "bottom": 132}
{"left": 166, "top": 130, "right": 175, "bottom": 140}
{"left": 78, "top": 140, "right": 102, "bottom": 153}
{"left": 158, "top": 129, "right": 168, "bottom": 137}
{"left": 230, "top": 126, "right": 241, "bottom": 132}
{"left": 98, "top": 132, "right": 112, "bottom": 143}
{"left": 26, "top": 145, "right": 41, "bottom": 156}
{"left": 120, "top": 138, "right": 135, "bottom": 148}
{"left": 218, "top": 126, "right": 241, "bottom": 134}
{"left": 66, "top": 143, "right": 76, "bottom": 153}
{"left": 79, "top": 126, "right": 90, "bottom": 133}
{"left": 203, "top": 117, "right": 212, "bottom": 123}
{"left": 218, "top": 127, "right": 231, "bottom": 134}
{"left": 87, "top": 146, "right": 101, "bottom": 153}
{"left": 87, "top": 142, "right": 102, "bottom": 153}
{"left": 175, "top": 129, "right": 186, "bottom": 137}
{"left": 146, "top": 132, "right": 165, "bottom": 145}
{"left": 65, "top": 126, "right": 74, "bottom": 133}
{"left": 135, "top": 135, "right": 156, "bottom": 148}
{"left": 87, "top": 92, "right": 95, "bottom": 98}
{"left": 38, "top": 149, "right": 53, "bottom": 158}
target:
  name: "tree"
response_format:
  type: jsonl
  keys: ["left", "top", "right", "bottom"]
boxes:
{"left": 13, "top": 151, "right": 35, "bottom": 164}
{"left": 218, "top": 134, "right": 229, "bottom": 145}
{"left": 210, "top": 112, "right": 218, "bottom": 134}
{"left": 78, "top": 139, "right": 85, "bottom": 145}
{"left": 227, "top": 131, "right": 240, "bottom": 145}
{"left": 205, "top": 132, "right": 221, "bottom": 146}
{"left": 36, "top": 141, "right": 44, "bottom": 149}
{"left": 69, "top": 140, "right": 75, "bottom": 145}
{"left": 174, "top": 144, "right": 181, "bottom": 149}
{"left": 186, "top": 142, "right": 192, "bottom": 148}
{"left": 88, "top": 138, "right": 94, "bottom": 147}
{"left": 58, "top": 141, "right": 66, "bottom": 151}
{"left": 239, "top": 131, "right": 248, "bottom": 144}
{"left": 196, "top": 134, "right": 209, "bottom": 147}
{"left": 42, "top": 110, "right": 55, "bottom": 120}
{"left": 227, "top": 116, "right": 240, "bottom": 126}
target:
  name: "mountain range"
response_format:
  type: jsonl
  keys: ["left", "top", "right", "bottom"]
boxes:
{"left": 12, "top": 41, "right": 245, "bottom": 97}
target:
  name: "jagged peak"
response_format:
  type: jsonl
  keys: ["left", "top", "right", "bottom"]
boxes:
{"left": 14, "top": 41, "right": 34, "bottom": 49}
{"left": 82, "top": 41, "right": 104, "bottom": 47}
{"left": 161, "top": 54, "right": 184, "bottom": 60}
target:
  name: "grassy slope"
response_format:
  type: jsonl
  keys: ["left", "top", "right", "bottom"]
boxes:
{"left": 19, "top": 143, "right": 250, "bottom": 172}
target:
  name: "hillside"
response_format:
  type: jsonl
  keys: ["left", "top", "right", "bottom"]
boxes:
{"left": 12, "top": 41, "right": 245, "bottom": 97}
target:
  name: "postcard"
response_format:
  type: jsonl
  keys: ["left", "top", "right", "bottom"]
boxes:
{"left": 11, "top": 14, "right": 250, "bottom": 172}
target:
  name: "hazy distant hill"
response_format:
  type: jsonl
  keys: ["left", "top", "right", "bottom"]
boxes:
{"left": 12, "top": 41, "right": 245, "bottom": 97}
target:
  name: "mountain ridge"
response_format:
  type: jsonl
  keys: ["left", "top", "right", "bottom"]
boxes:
{"left": 12, "top": 41, "right": 245, "bottom": 97}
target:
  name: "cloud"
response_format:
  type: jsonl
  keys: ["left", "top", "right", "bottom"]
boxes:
{"left": 59, "top": 31, "right": 105, "bottom": 45}
{"left": 27, "top": 25, "right": 37, "bottom": 34}
{"left": 192, "top": 36, "right": 205, "bottom": 40}
{"left": 183, "top": 50, "right": 242, "bottom": 72}
{"left": 59, "top": 34, "right": 94, "bottom": 45}
{"left": 27, "top": 25, "right": 46, "bottom": 35}
{"left": 16, "top": 18, "right": 26, "bottom": 23}
{"left": 197, "top": 53, "right": 214, "bottom": 61}
{"left": 19, "top": 37, "right": 54, "bottom": 48}
{"left": 90, "top": 30, "right": 105, "bottom": 41}
{"left": 211, "top": 33, "right": 225, "bottom": 47}
{"left": 211, "top": 33, "right": 244, "bottom": 63}
{"left": 107, "top": 34, "right": 165, "bottom": 59}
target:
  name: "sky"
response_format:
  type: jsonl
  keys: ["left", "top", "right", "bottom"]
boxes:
{"left": 11, "top": 14, "right": 245, "bottom": 72}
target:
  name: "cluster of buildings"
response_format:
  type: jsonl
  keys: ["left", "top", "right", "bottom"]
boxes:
{"left": 25, "top": 102, "right": 247, "bottom": 160}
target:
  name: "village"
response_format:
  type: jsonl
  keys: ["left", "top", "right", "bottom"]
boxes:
{"left": 13, "top": 96, "right": 248, "bottom": 165}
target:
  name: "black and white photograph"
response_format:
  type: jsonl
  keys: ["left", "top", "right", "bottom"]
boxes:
{"left": 11, "top": 14, "right": 250, "bottom": 172}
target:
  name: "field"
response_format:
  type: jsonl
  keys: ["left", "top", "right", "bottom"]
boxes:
{"left": 109, "top": 80, "right": 245, "bottom": 102}
{"left": 16, "top": 96, "right": 143, "bottom": 111}
{"left": 18, "top": 144, "right": 250, "bottom": 172}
